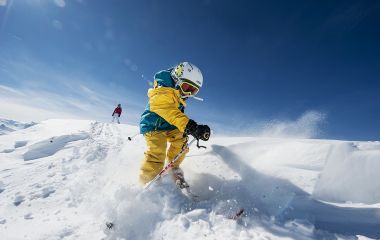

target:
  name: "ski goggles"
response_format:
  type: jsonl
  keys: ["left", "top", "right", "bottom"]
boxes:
{"left": 178, "top": 79, "right": 200, "bottom": 96}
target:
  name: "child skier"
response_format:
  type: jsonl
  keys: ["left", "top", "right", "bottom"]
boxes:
{"left": 112, "top": 104, "right": 122, "bottom": 124}
{"left": 139, "top": 62, "right": 210, "bottom": 188}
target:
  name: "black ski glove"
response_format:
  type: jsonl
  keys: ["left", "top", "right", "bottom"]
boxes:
{"left": 185, "top": 119, "right": 211, "bottom": 141}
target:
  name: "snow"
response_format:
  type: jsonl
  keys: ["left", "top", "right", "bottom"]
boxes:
{"left": 0, "top": 119, "right": 379, "bottom": 239}
{"left": 23, "top": 133, "right": 89, "bottom": 161}
{"left": 314, "top": 142, "right": 380, "bottom": 204}
{"left": 0, "top": 118, "right": 36, "bottom": 136}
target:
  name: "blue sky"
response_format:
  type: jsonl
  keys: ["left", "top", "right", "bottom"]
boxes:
{"left": 0, "top": 0, "right": 379, "bottom": 140}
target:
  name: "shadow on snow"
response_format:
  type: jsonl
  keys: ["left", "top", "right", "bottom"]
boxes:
{"left": 187, "top": 144, "right": 380, "bottom": 239}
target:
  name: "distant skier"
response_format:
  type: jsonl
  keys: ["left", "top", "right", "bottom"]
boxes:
{"left": 112, "top": 104, "right": 122, "bottom": 124}
{"left": 139, "top": 62, "right": 210, "bottom": 188}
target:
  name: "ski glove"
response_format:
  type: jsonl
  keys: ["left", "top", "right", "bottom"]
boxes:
{"left": 185, "top": 119, "right": 211, "bottom": 141}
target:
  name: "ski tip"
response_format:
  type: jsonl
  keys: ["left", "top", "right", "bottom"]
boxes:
{"left": 181, "top": 188, "right": 200, "bottom": 201}
{"left": 230, "top": 208, "right": 245, "bottom": 220}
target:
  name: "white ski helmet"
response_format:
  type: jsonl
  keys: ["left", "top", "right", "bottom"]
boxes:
{"left": 171, "top": 62, "right": 203, "bottom": 90}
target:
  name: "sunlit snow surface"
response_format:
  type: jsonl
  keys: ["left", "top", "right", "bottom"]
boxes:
{"left": 0, "top": 119, "right": 379, "bottom": 240}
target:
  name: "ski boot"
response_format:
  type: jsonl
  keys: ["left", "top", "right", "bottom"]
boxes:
{"left": 171, "top": 167, "right": 189, "bottom": 189}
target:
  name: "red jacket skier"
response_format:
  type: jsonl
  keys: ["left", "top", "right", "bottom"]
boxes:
{"left": 113, "top": 104, "right": 122, "bottom": 117}
{"left": 112, "top": 104, "right": 122, "bottom": 124}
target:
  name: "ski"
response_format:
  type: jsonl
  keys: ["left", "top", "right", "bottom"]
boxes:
{"left": 229, "top": 208, "right": 245, "bottom": 220}
{"left": 179, "top": 185, "right": 199, "bottom": 201}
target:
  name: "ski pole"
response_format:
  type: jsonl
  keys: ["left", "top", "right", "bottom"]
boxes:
{"left": 128, "top": 132, "right": 140, "bottom": 141}
{"left": 144, "top": 137, "right": 197, "bottom": 190}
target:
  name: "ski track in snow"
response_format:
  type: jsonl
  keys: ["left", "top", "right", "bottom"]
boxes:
{"left": 0, "top": 119, "right": 379, "bottom": 240}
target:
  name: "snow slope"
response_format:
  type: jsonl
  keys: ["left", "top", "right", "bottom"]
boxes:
{"left": 0, "top": 119, "right": 379, "bottom": 240}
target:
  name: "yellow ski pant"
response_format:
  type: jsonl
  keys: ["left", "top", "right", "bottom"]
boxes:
{"left": 139, "top": 129, "right": 188, "bottom": 184}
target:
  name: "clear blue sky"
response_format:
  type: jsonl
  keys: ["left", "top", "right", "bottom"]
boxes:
{"left": 0, "top": 0, "right": 379, "bottom": 140}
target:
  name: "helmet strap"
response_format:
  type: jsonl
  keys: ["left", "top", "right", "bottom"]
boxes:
{"left": 174, "top": 78, "right": 183, "bottom": 91}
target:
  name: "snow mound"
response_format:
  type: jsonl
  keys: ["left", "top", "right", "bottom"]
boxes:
{"left": 23, "top": 133, "right": 89, "bottom": 161}
{"left": 313, "top": 142, "right": 380, "bottom": 204}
